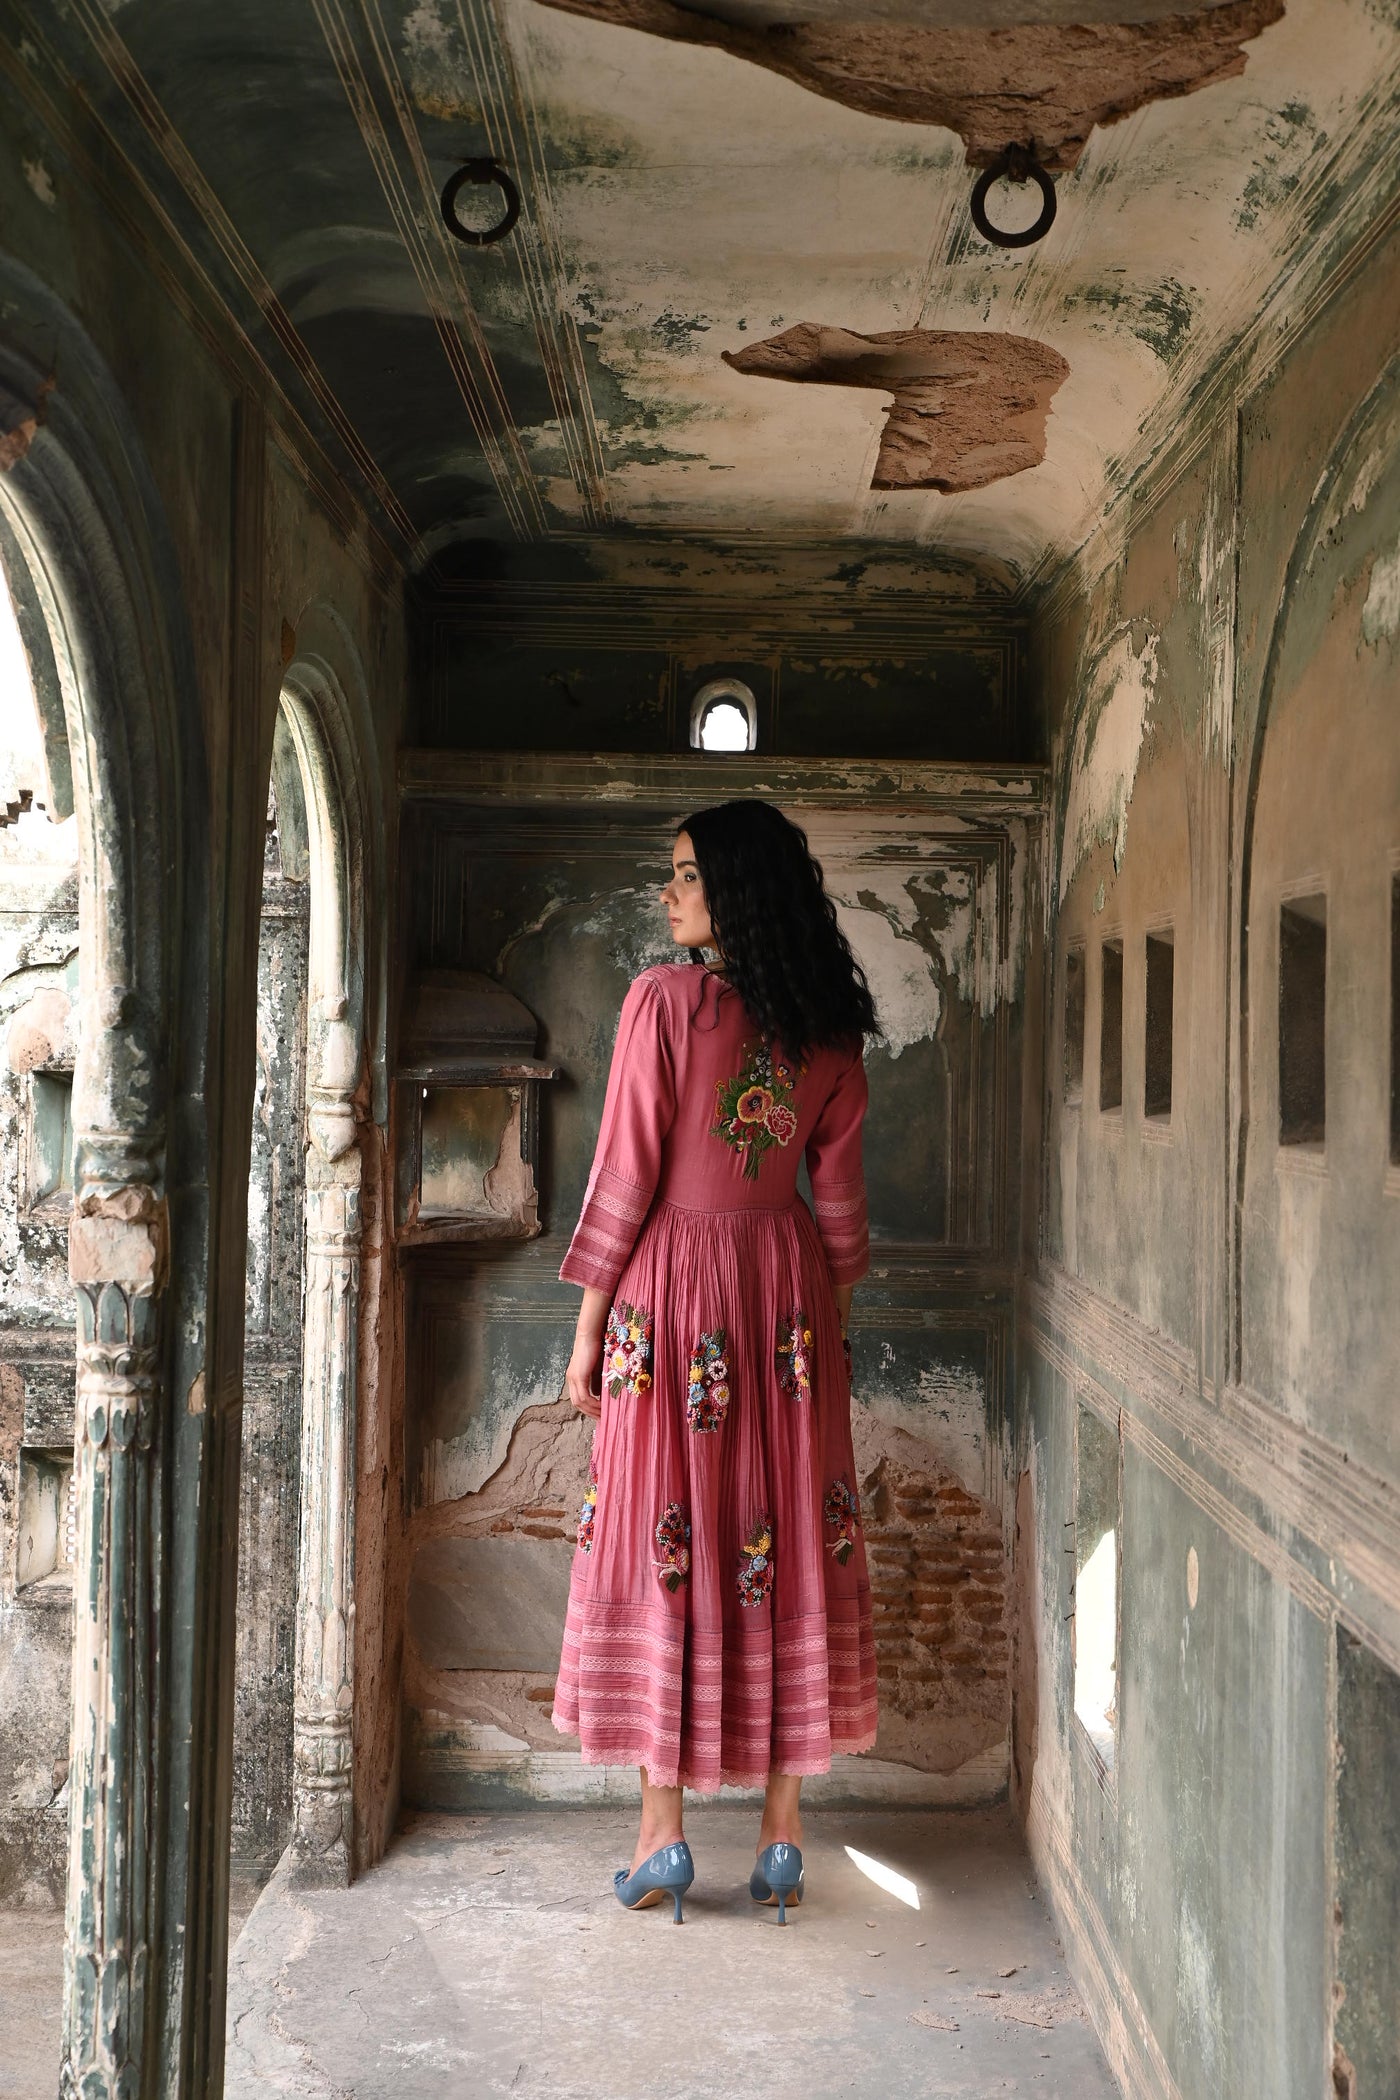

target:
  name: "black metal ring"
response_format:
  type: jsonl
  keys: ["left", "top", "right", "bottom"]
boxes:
{"left": 440, "top": 158, "right": 521, "bottom": 247}
{"left": 970, "top": 150, "right": 1057, "bottom": 250}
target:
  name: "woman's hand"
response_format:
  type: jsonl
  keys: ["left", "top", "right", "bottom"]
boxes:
{"left": 565, "top": 1287, "right": 609, "bottom": 1419}
{"left": 833, "top": 1282, "right": 854, "bottom": 1340}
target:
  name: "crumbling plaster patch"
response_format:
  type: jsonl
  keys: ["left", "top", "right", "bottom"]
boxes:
{"left": 1360, "top": 536, "right": 1400, "bottom": 645}
{"left": 526, "top": 0, "right": 1285, "bottom": 169}
{"left": 724, "top": 326, "right": 1070, "bottom": 495}
{"left": 1058, "top": 623, "right": 1160, "bottom": 901}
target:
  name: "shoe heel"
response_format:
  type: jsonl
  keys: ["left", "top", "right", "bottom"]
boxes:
{"left": 776, "top": 1892, "right": 788, "bottom": 1926}
{"left": 671, "top": 1889, "right": 685, "bottom": 1925}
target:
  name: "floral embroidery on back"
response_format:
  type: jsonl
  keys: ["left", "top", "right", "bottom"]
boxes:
{"left": 711, "top": 1041, "right": 802, "bottom": 1181}
{"left": 687, "top": 1328, "right": 730, "bottom": 1433}
{"left": 775, "top": 1312, "right": 813, "bottom": 1402}
{"left": 604, "top": 1301, "right": 653, "bottom": 1402}
{"left": 824, "top": 1477, "right": 860, "bottom": 1565}
{"left": 654, "top": 1503, "right": 691, "bottom": 1593}
{"left": 577, "top": 1469, "right": 598, "bottom": 1554}
{"left": 737, "top": 1514, "right": 775, "bottom": 1608}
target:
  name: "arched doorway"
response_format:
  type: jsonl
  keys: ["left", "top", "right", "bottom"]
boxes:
{"left": 0, "top": 276, "right": 210, "bottom": 2097}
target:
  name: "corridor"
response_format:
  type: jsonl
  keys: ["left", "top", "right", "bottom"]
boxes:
{"left": 223, "top": 1811, "right": 1119, "bottom": 2100}
{"left": 0, "top": 0, "right": 1397, "bottom": 2095}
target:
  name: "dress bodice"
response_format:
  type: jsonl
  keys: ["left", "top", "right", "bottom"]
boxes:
{"left": 561, "top": 964, "right": 868, "bottom": 1293}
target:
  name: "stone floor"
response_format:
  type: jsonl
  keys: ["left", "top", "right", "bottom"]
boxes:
{"left": 0, "top": 1877, "right": 263, "bottom": 2099}
{"left": 0, "top": 1907, "right": 63, "bottom": 2100}
{"left": 225, "top": 1808, "right": 1121, "bottom": 2100}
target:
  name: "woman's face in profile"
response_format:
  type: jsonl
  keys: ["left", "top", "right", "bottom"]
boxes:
{"left": 661, "top": 830, "right": 716, "bottom": 951}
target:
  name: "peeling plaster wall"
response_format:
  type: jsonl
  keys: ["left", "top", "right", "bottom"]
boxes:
{"left": 1018, "top": 210, "right": 1400, "bottom": 2100}
{"left": 0, "top": 35, "right": 407, "bottom": 1952}
{"left": 397, "top": 764, "right": 1036, "bottom": 1800}
{"left": 0, "top": 798, "right": 78, "bottom": 1905}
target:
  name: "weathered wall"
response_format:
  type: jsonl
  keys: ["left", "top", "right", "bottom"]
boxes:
{"left": 0, "top": 771, "right": 78, "bottom": 1905}
{"left": 417, "top": 545, "right": 1028, "bottom": 761}
{"left": 230, "top": 802, "right": 309, "bottom": 1881}
{"left": 393, "top": 753, "right": 1037, "bottom": 1804}
{"left": 0, "top": 37, "right": 405, "bottom": 2070}
{"left": 1019, "top": 208, "right": 1400, "bottom": 2100}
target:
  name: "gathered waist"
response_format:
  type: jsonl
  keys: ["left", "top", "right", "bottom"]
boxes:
{"left": 650, "top": 1194, "right": 808, "bottom": 1221}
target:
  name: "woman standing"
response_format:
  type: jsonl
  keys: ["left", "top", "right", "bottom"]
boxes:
{"left": 554, "top": 799, "right": 879, "bottom": 1923}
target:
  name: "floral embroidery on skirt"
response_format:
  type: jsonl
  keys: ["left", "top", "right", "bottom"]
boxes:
{"left": 576, "top": 1469, "right": 598, "bottom": 1554}
{"left": 737, "top": 1514, "right": 775, "bottom": 1607}
{"left": 775, "top": 1312, "right": 814, "bottom": 1402}
{"left": 711, "top": 1042, "right": 802, "bottom": 1180}
{"left": 824, "top": 1477, "right": 860, "bottom": 1565}
{"left": 654, "top": 1503, "right": 691, "bottom": 1593}
{"left": 687, "top": 1327, "right": 731, "bottom": 1433}
{"left": 604, "top": 1300, "right": 654, "bottom": 1401}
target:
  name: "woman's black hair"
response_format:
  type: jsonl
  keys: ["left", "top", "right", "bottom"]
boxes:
{"left": 679, "top": 799, "right": 877, "bottom": 1058}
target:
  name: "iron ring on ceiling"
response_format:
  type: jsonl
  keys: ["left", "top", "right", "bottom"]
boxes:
{"left": 441, "top": 158, "right": 521, "bottom": 247}
{"left": 970, "top": 147, "right": 1057, "bottom": 250}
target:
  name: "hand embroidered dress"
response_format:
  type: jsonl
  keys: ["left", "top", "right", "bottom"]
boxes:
{"left": 553, "top": 962, "right": 878, "bottom": 1790}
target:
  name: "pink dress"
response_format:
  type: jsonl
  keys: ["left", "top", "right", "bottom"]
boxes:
{"left": 552, "top": 962, "right": 878, "bottom": 1790}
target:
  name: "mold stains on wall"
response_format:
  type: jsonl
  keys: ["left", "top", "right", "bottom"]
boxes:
{"left": 723, "top": 326, "right": 1069, "bottom": 494}
{"left": 527, "top": 0, "right": 1284, "bottom": 168}
{"left": 403, "top": 1397, "right": 593, "bottom": 1784}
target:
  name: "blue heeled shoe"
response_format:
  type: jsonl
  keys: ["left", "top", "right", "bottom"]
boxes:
{"left": 614, "top": 1840, "right": 695, "bottom": 1923}
{"left": 749, "top": 1841, "right": 804, "bottom": 1925}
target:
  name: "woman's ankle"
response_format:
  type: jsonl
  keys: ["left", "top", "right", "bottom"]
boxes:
{"left": 758, "top": 1773, "right": 803, "bottom": 1851}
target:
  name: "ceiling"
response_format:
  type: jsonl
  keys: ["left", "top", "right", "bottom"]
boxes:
{"left": 33, "top": 0, "right": 1400, "bottom": 598}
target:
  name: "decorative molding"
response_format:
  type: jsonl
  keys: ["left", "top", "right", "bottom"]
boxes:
{"left": 1023, "top": 1266, "right": 1400, "bottom": 1669}
{"left": 61, "top": 1274, "right": 161, "bottom": 2100}
{"left": 1025, "top": 1776, "right": 1184, "bottom": 2100}
{"left": 309, "top": 0, "right": 549, "bottom": 542}
{"left": 398, "top": 747, "right": 1048, "bottom": 814}
{"left": 291, "top": 1171, "right": 361, "bottom": 1881}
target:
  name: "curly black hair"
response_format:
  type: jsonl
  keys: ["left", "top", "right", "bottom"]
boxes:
{"left": 679, "top": 799, "right": 877, "bottom": 1058}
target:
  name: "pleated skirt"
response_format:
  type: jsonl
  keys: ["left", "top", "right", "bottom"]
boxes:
{"left": 551, "top": 1197, "right": 878, "bottom": 1791}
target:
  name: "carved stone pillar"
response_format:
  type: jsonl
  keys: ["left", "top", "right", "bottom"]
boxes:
{"left": 61, "top": 1177, "right": 166, "bottom": 2100}
{"left": 290, "top": 1093, "right": 361, "bottom": 1881}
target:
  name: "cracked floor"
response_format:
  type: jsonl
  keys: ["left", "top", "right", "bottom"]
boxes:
{"left": 223, "top": 1808, "right": 1121, "bottom": 2099}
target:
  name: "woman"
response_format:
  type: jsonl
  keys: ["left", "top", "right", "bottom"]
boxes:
{"left": 554, "top": 799, "right": 879, "bottom": 1925}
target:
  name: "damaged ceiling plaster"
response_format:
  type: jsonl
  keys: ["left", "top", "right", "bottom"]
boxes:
{"left": 528, "top": 0, "right": 1286, "bottom": 166}
{"left": 67, "top": 0, "right": 1393, "bottom": 588}
{"left": 723, "top": 326, "right": 1070, "bottom": 491}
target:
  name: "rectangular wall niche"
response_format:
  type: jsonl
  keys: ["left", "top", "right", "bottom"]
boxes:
{"left": 16, "top": 1448, "right": 76, "bottom": 1589}
{"left": 1144, "top": 931, "right": 1174, "bottom": 1121}
{"left": 1064, "top": 944, "right": 1085, "bottom": 1103}
{"left": 1074, "top": 1403, "right": 1119, "bottom": 1776}
{"left": 1334, "top": 1629, "right": 1400, "bottom": 2098}
{"left": 1099, "top": 939, "right": 1123, "bottom": 1113}
{"left": 1279, "top": 895, "right": 1326, "bottom": 1146}
{"left": 27, "top": 1070, "right": 73, "bottom": 1209}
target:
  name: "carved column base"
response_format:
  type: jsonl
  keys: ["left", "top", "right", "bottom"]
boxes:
{"left": 289, "top": 1712, "right": 354, "bottom": 1882}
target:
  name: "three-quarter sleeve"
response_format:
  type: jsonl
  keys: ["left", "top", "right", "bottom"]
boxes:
{"left": 805, "top": 1043, "right": 869, "bottom": 1285}
{"left": 560, "top": 976, "right": 676, "bottom": 1294}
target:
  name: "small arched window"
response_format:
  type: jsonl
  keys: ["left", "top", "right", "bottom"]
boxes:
{"left": 690, "top": 678, "right": 757, "bottom": 753}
